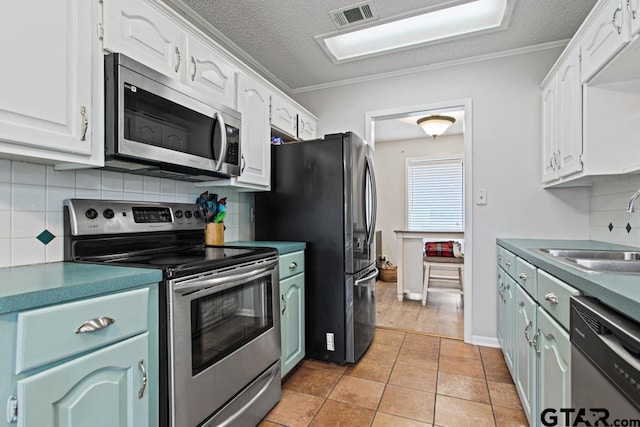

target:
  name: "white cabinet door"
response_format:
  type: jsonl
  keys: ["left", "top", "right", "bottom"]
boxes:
{"left": 515, "top": 286, "right": 537, "bottom": 426}
{"left": 297, "top": 112, "right": 318, "bottom": 141}
{"left": 557, "top": 49, "right": 583, "bottom": 178}
{"left": 503, "top": 274, "right": 517, "bottom": 376}
{"left": 630, "top": 0, "right": 640, "bottom": 35}
{"left": 581, "top": 1, "right": 630, "bottom": 82}
{"left": 541, "top": 77, "right": 559, "bottom": 183}
{"left": 536, "top": 307, "right": 571, "bottom": 422}
{"left": 236, "top": 73, "right": 271, "bottom": 188}
{"left": 0, "top": 0, "right": 93, "bottom": 156}
{"left": 270, "top": 94, "right": 298, "bottom": 138}
{"left": 185, "top": 35, "right": 237, "bottom": 108}
{"left": 280, "top": 273, "right": 305, "bottom": 377}
{"left": 103, "top": 0, "right": 184, "bottom": 80}
{"left": 497, "top": 267, "right": 506, "bottom": 350}
{"left": 17, "top": 333, "right": 149, "bottom": 427}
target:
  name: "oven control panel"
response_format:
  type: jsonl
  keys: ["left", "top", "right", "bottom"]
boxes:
{"left": 64, "top": 199, "right": 205, "bottom": 235}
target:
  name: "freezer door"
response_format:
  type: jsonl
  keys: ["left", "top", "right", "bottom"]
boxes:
{"left": 348, "top": 134, "right": 377, "bottom": 274}
{"left": 346, "top": 265, "right": 378, "bottom": 363}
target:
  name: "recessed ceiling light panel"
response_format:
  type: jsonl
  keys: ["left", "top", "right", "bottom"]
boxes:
{"left": 317, "top": 0, "right": 513, "bottom": 63}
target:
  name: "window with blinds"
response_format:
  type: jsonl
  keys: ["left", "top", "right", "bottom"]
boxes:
{"left": 407, "top": 157, "right": 464, "bottom": 231}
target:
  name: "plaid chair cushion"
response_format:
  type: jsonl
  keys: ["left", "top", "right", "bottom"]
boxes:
{"left": 425, "top": 241, "right": 455, "bottom": 257}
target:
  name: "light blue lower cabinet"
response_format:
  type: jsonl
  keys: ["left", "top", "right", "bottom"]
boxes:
{"left": 515, "top": 285, "right": 537, "bottom": 426}
{"left": 536, "top": 307, "right": 571, "bottom": 425}
{"left": 280, "top": 272, "right": 305, "bottom": 377}
{"left": 17, "top": 333, "right": 149, "bottom": 427}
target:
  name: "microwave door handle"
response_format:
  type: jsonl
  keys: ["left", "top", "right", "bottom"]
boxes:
{"left": 212, "top": 112, "right": 228, "bottom": 171}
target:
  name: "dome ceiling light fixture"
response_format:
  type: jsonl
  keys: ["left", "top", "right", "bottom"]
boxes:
{"left": 417, "top": 115, "right": 456, "bottom": 139}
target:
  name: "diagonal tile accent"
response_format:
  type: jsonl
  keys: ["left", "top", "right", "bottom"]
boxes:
{"left": 36, "top": 229, "right": 55, "bottom": 245}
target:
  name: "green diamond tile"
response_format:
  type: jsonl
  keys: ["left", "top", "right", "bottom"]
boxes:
{"left": 37, "top": 229, "right": 55, "bottom": 245}
{"left": 627, "top": 223, "right": 632, "bottom": 233}
{"left": 608, "top": 222, "right": 614, "bottom": 232}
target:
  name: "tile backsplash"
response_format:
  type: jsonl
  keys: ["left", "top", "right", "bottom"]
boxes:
{"left": 590, "top": 174, "right": 640, "bottom": 247}
{"left": 0, "top": 160, "right": 253, "bottom": 267}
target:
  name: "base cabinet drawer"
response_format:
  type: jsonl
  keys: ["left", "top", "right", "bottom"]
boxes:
{"left": 536, "top": 270, "right": 579, "bottom": 330}
{"left": 279, "top": 251, "right": 305, "bottom": 280}
{"left": 16, "top": 288, "right": 149, "bottom": 374}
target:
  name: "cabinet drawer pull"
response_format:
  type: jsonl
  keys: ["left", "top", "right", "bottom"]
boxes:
{"left": 505, "top": 260, "right": 512, "bottom": 267}
{"left": 175, "top": 46, "right": 181, "bottom": 72}
{"left": 138, "top": 360, "right": 147, "bottom": 399}
{"left": 518, "top": 273, "right": 528, "bottom": 281}
{"left": 289, "top": 262, "right": 298, "bottom": 269}
{"left": 544, "top": 292, "right": 559, "bottom": 304}
{"left": 281, "top": 294, "right": 287, "bottom": 315}
{"left": 191, "top": 56, "right": 197, "bottom": 81}
{"left": 74, "top": 316, "right": 115, "bottom": 333}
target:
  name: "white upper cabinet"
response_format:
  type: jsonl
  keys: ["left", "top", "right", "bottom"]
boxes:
{"left": 236, "top": 73, "right": 271, "bottom": 189}
{"left": 581, "top": 1, "right": 630, "bottom": 83}
{"left": 297, "top": 111, "right": 318, "bottom": 141}
{"left": 541, "top": 77, "right": 559, "bottom": 183}
{"left": 556, "top": 50, "right": 583, "bottom": 178}
{"left": 271, "top": 94, "right": 298, "bottom": 138}
{"left": 185, "top": 35, "right": 237, "bottom": 108}
{"left": 630, "top": 0, "right": 640, "bottom": 35}
{"left": 103, "top": 0, "right": 184, "bottom": 80}
{"left": 0, "top": 0, "right": 101, "bottom": 165}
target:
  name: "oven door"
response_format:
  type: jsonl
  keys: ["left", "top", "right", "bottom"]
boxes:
{"left": 168, "top": 259, "right": 280, "bottom": 427}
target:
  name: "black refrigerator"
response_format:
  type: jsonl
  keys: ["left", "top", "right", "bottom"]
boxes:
{"left": 255, "top": 132, "right": 378, "bottom": 364}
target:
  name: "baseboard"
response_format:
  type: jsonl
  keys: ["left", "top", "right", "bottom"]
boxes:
{"left": 471, "top": 335, "right": 500, "bottom": 348}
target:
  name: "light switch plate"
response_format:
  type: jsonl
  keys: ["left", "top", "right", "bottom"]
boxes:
{"left": 476, "top": 189, "right": 487, "bottom": 205}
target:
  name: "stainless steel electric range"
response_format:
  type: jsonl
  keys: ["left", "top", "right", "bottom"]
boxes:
{"left": 64, "top": 199, "right": 281, "bottom": 427}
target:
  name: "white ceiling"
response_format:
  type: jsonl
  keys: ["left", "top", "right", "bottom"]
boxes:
{"left": 163, "top": 0, "right": 597, "bottom": 92}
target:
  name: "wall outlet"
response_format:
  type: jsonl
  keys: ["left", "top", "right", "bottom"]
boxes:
{"left": 326, "top": 333, "right": 335, "bottom": 351}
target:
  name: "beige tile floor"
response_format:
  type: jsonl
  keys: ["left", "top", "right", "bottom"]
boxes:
{"left": 376, "top": 280, "right": 464, "bottom": 338}
{"left": 261, "top": 330, "right": 527, "bottom": 426}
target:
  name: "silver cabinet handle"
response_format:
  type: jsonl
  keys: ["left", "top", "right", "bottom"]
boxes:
{"left": 80, "top": 106, "right": 88, "bottom": 141}
{"left": 175, "top": 46, "right": 181, "bottom": 72}
{"left": 138, "top": 360, "right": 147, "bottom": 399}
{"left": 524, "top": 319, "right": 533, "bottom": 345}
{"left": 241, "top": 154, "right": 246, "bottom": 173}
{"left": 549, "top": 156, "right": 556, "bottom": 171}
{"left": 544, "top": 292, "right": 559, "bottom": 304}
{"left": 505, "top": 260, "right": 512, "bottom": 267}
{"left": 75, "top": 316, "right": 115, "bottom": 333}
{"left": 281, "top": 294, "right": 287, "bottom": 315}
{"left": 497, "top": 255, "right": 503, "bottom": 261}
{"left": 628, "top": 0, "right": 638, "bottom": 19}
{"left": 613, "top": 4, "right": 623, "bottom": 34}
{"left": 289, "top": 262, "right": 298, "bottom": 269}
{"left": 519, "top": 272, "right": 528, "bottom": 281}
{"left": 532, "top": 329, "right": 541, "bottom": 354}
{"left": 191, "top": 56, "right": 197, "bottom": 81}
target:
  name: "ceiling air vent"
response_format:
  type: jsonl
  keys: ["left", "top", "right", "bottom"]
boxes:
{"left": 329, "top": 2, "right": 378, "bottom": 29}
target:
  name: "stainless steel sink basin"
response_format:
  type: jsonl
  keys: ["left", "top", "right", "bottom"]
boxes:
{"left": 534, "top": 248, "right": 640, "bottom": 274}
{"left": 539, "top": 248, "right": 640, "bottom": 260}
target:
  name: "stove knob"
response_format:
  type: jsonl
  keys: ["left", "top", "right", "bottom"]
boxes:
{"left": 175, "top": 210, "right": 183, "bottom": 218}
{"left": 185, "top": 211, "right": 192, "bottom": 218}
{"left": 85, "top": 208, "right": 98, "bottom": 220}
{"left": 103, "top": 209, "right": 115, "bottom": 219}
{"left": 193, "top": 211, "right": 201, "bottom": 219}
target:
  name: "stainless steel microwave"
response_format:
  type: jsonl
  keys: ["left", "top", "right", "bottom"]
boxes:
{"left": 104, "top": 53, "right": 241, "bottom": 181}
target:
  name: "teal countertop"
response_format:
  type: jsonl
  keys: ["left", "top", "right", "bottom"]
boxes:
{"left": 497, "top": 238, "right": 640, "bottom": 322}
{"left": 0, "top": 262, "right": 162, "bottom": 315}
{"left": 225, "top": 241, "right": 306, "bottom": 255}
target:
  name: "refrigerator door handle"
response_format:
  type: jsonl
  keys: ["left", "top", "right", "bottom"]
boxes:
{"left": 354, "top": 268, "right": 379, "bottom": 286}
{"left": 363, "top": 155, "right": 378, "bottom": 246}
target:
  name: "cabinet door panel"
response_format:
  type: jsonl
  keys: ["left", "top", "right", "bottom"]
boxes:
{"left": 541, "top": 78, "right": 558, "bottom": 183}
{"left": 271, "top": 95, "right": 298, "bottom": 139}
{"left": 17, "top": 333, "right": 149, "bottom": 427}
{"left": 236, "top": 74, "right": 271, "bottom": 187}
{"left": 186, "top": 36, "right": 236, "bottom": 108}
{"left": 537, "top": 308, "right": 571, "bottom": 421}
{"left": 103, "top": 0, "right": 183, "bottom": 79}
{"left": 297, "top": 113, "right": 318, "bottom": 141}
{"left": 0, "top": 0, "right": 92, "bottom": 156}
{"left": 557, "top": 50, "right": 583, "bottom": 178}
{"left": 503, "top": 275, "right": 516, "bottom": 376}
{"left": 515, "top": 286, "right": 537, "bottom": 425}
{"left": 497, "top": 267, "right": 506, "bottom": 349}
{"left": 280, "top": 273, "right": 305, "bottom": 377}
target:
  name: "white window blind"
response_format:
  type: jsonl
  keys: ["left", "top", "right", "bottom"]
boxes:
{"left": 407, "top": 157, "right": 464, "bottom": 231}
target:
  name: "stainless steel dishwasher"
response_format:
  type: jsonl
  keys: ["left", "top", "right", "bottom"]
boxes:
{"left": 570, "top": 296, "right": 640, "bottom": 421}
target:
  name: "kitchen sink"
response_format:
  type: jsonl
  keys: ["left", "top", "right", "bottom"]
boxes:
{"left": 534, "top": 248, "right": 640, "bottom": 274}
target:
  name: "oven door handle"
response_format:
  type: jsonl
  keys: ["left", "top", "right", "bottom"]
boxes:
{"left": 173, "top": 261, "right": 277, "bottom": 294}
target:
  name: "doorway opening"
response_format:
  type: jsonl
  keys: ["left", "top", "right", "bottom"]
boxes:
{"left": 365, "top": 99, "right": 473, "bottom": 343}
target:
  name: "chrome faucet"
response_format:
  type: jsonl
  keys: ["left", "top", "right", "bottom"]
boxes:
{"left": 627, "top": 189, "right": 640, "bottom": 212}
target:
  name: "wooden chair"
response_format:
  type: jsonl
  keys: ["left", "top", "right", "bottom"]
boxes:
{"left": 422, "top": 254, "right": 464, "bottom": 306}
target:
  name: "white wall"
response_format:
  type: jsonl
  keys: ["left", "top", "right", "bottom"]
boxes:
{"left": 0, "top": 159, "right": 253, "bottom": 267}
{"left": 590, "top": 174, "right": 640, "bottom": 246}
{"left": 294, "top": 48, "right": 592, "bottom": 343}
{"left": 374, "top": 134, "right": 464, "bottom": 263}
